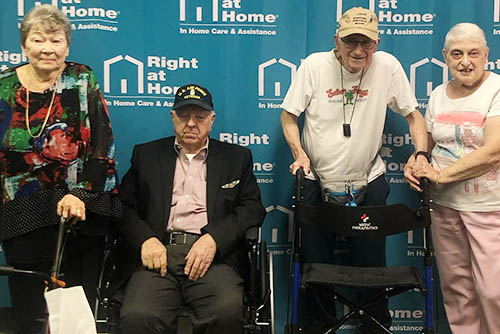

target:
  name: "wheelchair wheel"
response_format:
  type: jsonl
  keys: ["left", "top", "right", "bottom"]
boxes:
{"left": 258, "top": 243, "right": 275, "bottom": 334}
{"left": 268, "top": 251, "right": 275, "bottom": 334}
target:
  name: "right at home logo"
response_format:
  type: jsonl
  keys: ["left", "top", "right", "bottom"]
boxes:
{"left": 389, "top": 308, "right": 424, "bottom": 332}
{"left": 179, "top": 0, "right": 279, "bottom": 36}
{"left": 382, "top": 132, "right": 413, "bottom": 184}
{"left": 219, "top": 132, "right": 270, "bottom": 146}
{"left": 409, "top": 57, "right": 448, "bottom": 107}
{"left": 253, "top": 161, "right": 275, "bottom": 184}
{"left": 335, "top": 0, "right": 375, "bottom": 21}
{"left": 493, "top": 0, "right": 500, "bottom": 35}
{"left": 17, "top": 0, "right": 57, "bottom": 16}
{"left": 495, "top": 0, "right": 500, "bottom": 23}
{"left": 336, "top": 0, "right": 436, "bottom": 36}
{"left": 406, "top": 229, "right": 425, "bottom": 257}
{"left": 102, "top": 54, "right": 199, "bottom": 109}
{"left": 257, "top": 58, "right": 296, "bottom": 110}
{"left": 264, "top": 204, "right": 294, "bottom": 244}
{"left": 0, "top": 49, "right": 27, "bottom": 72}
{"left": 17, "top": 0, "right": 121, "bottom": 32}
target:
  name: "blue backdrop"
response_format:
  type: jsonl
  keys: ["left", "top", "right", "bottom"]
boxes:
{"left": 1, "top": 1, "right": 499, "bottom": 333}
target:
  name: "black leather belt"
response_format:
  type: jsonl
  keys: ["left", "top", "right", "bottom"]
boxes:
{"left": 165, "top": 231, "right": 200, "bottom": 245}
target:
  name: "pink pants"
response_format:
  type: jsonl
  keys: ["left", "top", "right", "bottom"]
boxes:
{"left": 431, "top": 204, "right": 500, "bottom": 334}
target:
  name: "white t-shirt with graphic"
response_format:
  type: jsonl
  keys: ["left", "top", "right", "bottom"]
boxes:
{"left": 282, "top": 50, "right": 418, "bottom": 186}
{"left": 426, "top": 72, "right": 500, "bottom": 212}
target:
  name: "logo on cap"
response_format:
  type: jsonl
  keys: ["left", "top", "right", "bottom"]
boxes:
{"left": 173, "top": 83, "right": 213, "bottom": 110}
{"left": 338, "top": 7, "right": 378, "bottom": 41}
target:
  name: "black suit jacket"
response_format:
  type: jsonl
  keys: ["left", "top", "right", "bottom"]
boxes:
{"left": 116, "top": 137, "right": 266, "bottom": 282}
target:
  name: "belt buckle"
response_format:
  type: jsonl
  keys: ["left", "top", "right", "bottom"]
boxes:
{"left": 169, "top": 231, "right": 186, "bottom": 245}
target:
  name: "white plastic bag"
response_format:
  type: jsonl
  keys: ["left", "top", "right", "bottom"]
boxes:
{"left": 44, "top": 286, "right": 97, "bottom": 334}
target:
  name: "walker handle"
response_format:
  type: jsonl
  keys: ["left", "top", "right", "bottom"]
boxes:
{"left": 295, "top": 168, "right": 305, "bottom": 203}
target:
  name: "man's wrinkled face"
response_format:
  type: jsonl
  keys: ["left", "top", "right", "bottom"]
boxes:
{"left": 171, "top": 105, "right": 215, "bottom": 153}
{"left": 334, "top": 33, "right": 379, "bottom": 73}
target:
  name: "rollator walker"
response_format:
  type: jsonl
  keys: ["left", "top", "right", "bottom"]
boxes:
{"left": 285, "top": 168, "right": 435, "bottom": 334}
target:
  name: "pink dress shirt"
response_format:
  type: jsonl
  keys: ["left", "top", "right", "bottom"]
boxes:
{"left": 166, "top": 138, "right": 209, "bottom": 234}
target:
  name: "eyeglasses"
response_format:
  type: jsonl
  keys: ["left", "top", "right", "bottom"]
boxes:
{"left": 341, "top": 37, "right": 376, "bottom": 50}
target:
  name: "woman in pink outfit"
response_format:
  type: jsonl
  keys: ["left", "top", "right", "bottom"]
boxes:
{"left": 405, "top": 23, "right": 500, "bottom": 334}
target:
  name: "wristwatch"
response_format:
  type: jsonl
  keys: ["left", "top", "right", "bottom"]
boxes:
{"left": 415, "top": 150, "right": 431, "bottom": 162}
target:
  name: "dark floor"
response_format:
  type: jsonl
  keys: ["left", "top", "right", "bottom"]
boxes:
{"left": 0, "top": 307, "right": 115, "bottom": 334}
{"left": 0, "top": 307, "right": 16, "bottom": 334}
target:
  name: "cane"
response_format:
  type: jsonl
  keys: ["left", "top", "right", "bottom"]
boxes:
{"left": 49, "top": 216, "right": 70, "bottom": 289}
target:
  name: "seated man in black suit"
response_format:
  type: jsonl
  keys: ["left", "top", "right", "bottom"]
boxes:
{"left": 118, "top": 83, "right": 266, "bottom": 333}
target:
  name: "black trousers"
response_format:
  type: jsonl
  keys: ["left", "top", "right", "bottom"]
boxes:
{"left": 300, "top": 174, "right": 392, "bottom": 333}
{"left": 120, "top": 242, "right": 245, "bottom": 334}
{"left": 4, "top": 229, "right": 105, "bottom": 334}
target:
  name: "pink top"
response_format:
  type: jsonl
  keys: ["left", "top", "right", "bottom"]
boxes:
{"left": 166, "top": 138, "right": 209, "bottom": 234}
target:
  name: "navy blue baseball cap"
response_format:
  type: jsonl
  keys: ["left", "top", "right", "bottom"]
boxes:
{"left": 172, "top": 83, "right": 213, "bottom": 111}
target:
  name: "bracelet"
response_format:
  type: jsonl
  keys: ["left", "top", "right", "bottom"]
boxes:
{"left": 415, "top": 150, "right": 431, "bottom": 163}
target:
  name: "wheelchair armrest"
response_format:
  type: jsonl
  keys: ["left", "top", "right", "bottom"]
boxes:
{"left": 245, "top": 226, "right": 259, "bottom": 244}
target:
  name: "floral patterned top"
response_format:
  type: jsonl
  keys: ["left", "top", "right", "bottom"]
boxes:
{"left": 0, "top": 62, "right": 121, "bottom": 240}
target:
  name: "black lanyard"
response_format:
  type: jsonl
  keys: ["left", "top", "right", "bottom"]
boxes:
{"left": 340, "top": 65, "right": 364, "bottom": 137}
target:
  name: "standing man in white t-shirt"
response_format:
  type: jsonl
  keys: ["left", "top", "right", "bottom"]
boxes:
{"left": 280, "top": 7, "right": 429, "bottom": 334}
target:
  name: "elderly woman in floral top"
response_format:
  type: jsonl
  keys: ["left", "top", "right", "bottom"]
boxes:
{"left": 0, "top": 4, "right": 120, "bottom": 333}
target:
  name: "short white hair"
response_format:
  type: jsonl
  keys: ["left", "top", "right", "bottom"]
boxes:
{"left": 443, "top": 23, "right": 487, "bottom": 52}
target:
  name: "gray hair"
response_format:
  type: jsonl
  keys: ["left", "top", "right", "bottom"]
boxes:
{"left": 443, "top": 23, "right": 487, "bottom": 52}
{"left": 20, "top": 4, "right": 71, "bottom": 47}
